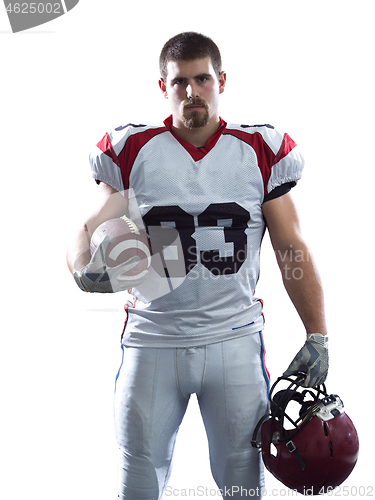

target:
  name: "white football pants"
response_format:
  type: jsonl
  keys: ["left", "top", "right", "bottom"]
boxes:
{"left": 114, "top": 333, "right": 270, "bottom": 500}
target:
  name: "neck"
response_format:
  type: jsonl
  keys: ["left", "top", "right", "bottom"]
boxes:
{"left": 171, "top": 116, "right": 221, "bottom": 148}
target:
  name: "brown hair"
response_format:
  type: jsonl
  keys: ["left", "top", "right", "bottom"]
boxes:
{"left": 159, "top": 32, "right": 222, "bottom": 81}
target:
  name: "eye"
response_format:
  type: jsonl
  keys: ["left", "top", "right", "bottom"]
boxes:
{"left": 197, "top": 77, "right": 207, "bottom": 83}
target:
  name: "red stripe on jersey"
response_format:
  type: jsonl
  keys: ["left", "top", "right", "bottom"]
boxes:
{"left": 96, "top": 133, "right": 121, "bottom": 167}
{"left": 222, "top": 128, "right": 276, "bottom": 195}
{"left": 117, "top": 126, "right": 167, "bottom": 189}
{"left": 273, "top": 133, "right": 297, "bottom": 166}
{"left": 259, "top": 331, "right": 271, "bottom": 391}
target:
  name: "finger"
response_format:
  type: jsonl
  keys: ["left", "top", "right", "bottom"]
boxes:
{"left": 110, "top": 269, "right": 149, "bottom": 291}
{"left": 94, "top": 235, "right": 111, "bottom": 262}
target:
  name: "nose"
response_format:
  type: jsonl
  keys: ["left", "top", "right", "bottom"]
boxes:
{"left": 186, "top": 83, "right": 198, "bottom": 99}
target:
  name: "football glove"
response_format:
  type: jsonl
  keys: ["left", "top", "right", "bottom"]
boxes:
{"left": 73, "top": 235, "right": 148, "bottom": 293}
{"left": 283, "top": 333, "right": 329, "bottom": 388}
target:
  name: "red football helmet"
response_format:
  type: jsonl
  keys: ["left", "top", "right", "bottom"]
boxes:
{"left": 252, "top": 373, "right": 359, "bottom": 495}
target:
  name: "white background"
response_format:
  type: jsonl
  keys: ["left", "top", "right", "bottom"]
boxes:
{"left": 0, "top": 1, "right": 373, "bottom": 498}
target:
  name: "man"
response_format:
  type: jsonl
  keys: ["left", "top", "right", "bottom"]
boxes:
{"left": 67, "top": 32, "right": 328, "bottom": 499}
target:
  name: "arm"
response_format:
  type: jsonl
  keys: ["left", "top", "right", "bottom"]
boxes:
{"left": 262, "top": 192, "right": 327, "bottom": 336}
{"left": 262, "top": 192, "right": 328, "bottom": 387}
{"left": 66, "top": 182, "right": 128, "bottom": 275}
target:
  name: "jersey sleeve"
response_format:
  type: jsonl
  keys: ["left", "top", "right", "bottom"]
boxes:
{"left": 89, "top": 130, "right": 126, "bottom": 193}
{"left": 266, "top": 131, "right": 305, "bottom": 195}
{"left": 263, "top": 181, "right": 295, "bottom": 203}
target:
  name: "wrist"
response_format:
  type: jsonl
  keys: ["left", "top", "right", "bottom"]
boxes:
{"left": 307, "top": 333, "right": 328, "bottom": 347}
{"left": 73, "top": 268, "right": 90, "bottom": 292}
{"left": 306, "top": 329, "right": 327, "bottom": 337}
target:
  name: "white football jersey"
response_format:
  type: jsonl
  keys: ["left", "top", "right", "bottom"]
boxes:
{"left": 89, "top": 116, "right": 304, "bottom": 347}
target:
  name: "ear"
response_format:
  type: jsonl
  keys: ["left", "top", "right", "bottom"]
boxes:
{"left": 159, "top": 78, "right": 168, "bottom": 99}
{"left": 218, "top": 71, "right": 226, "bottom": 94}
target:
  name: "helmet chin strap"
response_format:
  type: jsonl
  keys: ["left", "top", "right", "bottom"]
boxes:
{"left": 285, "top": 440, "right": 305, "bottom": 470}
{"left": 250, "top": 413, "right": 268, "bottom": 449}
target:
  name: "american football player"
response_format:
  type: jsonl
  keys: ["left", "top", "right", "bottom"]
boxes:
{"left": 67, "top": 32, "right": 328, "bottom": 499}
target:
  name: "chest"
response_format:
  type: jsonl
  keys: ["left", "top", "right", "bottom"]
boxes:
{"left": 128, "top": 133, "right": 265, "bottom": 219}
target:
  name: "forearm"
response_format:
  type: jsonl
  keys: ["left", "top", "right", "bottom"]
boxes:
{"left": 66, "top": 224, "right": 91, "bottom": 275}
{"left": 67, "top": 183, "right": 130, "bottom": 276}
{"left": 278, "top": 243, "right": 327, "bottom": 335}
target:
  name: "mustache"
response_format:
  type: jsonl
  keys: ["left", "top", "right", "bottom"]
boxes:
{"left": 183, "top": 98, "right": 208, "bottom": 109}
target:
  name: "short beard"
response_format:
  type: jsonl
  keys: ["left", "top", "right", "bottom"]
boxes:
{"left": 182, "top": 99, "right": 209, "bottom": 129}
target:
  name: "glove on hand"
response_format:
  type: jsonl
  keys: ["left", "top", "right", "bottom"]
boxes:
{"left": 283, "top": 333, "right": 329, "bottom": 388}
{"left": 73, "top": 235, "right": 148, "bottom": 293}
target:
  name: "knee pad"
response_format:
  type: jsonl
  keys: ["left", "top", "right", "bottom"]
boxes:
{"left": 221, "top": 449, "right": 264, "bottom": 498}
{"left": 117, "top": 448, "right": 160, "bottom": 500}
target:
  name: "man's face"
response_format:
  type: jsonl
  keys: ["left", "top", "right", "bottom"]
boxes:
{"left": 159, "top": 57, "right": 226, "bottom": 130}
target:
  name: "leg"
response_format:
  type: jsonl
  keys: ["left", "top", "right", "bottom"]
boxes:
{"left": 114, "top": 346, "right": 189, "bottom": 500}
{"left": 197, "top": 333, "right": 269, "bottom": 499}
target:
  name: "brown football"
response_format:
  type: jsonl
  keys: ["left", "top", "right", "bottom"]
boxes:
{"left": 90, "top": 216, "right": 151, "bottom": 277}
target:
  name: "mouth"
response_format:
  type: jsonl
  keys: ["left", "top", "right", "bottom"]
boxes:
{"left": 184, "top": 99, "right": 207, "bottom": 112}
{"left": 185, "top": 105, "right": 204, "bottom": 111}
